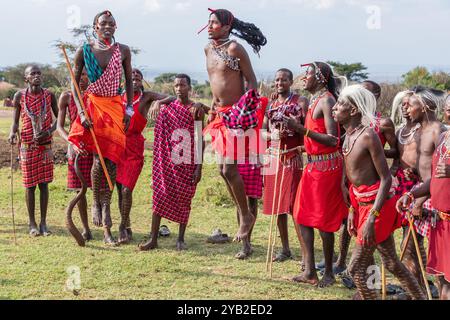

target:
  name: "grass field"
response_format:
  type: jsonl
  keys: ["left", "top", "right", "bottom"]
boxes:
{"left": 0, "top": 111, "right": 405, "bottom": 300}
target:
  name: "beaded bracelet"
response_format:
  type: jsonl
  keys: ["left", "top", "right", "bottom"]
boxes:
{"left": 405, "top": 192, "right": 415, "bottom": 202}
{"left": 370, "top": 209, "right": 381, "bottom": 218}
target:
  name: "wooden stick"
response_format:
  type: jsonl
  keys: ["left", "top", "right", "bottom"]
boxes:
{"left": 266, "top": 142, "right": 281, "bottom": 272}
{"left": 269, "top": 145, "right": 287, "bottom": 278}
{"left": 60, "top": 45, "right": 113, "bottom": 191}
{"left": 10, "top": 144, "right": 17, "bottom": 245}
{"left": 381, "top": 263, "right": 386, "bottom": 300}
{"left": 406, "top": 211, "right": 433, "bottom": 300}
{"left": 400, "top": 226, "right": 412, "bottom": 261}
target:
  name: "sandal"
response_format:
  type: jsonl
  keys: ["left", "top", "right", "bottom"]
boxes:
{"left": 159, "top": 225, "right": 170, "bottom": 237}
{"left": 206, "top": 229, "right": 231, "bottom": 244}
{"left": 273, "top": 251, "right": 292, "bottom": 262}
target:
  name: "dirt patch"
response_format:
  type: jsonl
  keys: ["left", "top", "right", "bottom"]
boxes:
{"left": 0, "top": 137, "right": 68, "bottom": 169}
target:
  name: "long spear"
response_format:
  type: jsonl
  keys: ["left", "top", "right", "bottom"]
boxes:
{"left": 60, "top": 45, "right": 113, "bottom": 191}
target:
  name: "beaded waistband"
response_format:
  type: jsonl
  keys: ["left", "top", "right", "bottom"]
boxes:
{"left": 307, "top": 151, "right": 341, "bottom": 163}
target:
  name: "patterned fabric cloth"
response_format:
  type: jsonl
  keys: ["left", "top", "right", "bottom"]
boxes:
{"left": 395, "top": 166, "right": 419, "bottom": 196}
{"left": 116, "top": 94, "right": 147, "bottom": 191}
{"left": 152, "top": 100, "right": 197, "bottom": 224}
{"left": 84, "top": 43, "right": 122, "bottom": 96}
{"left": 68, "top": 43, "right": 125, "bottom": 165}
{"left": 409, "top": 182, "right": 436, "bottom": 238}
{"left": 221, "top": 89, "right": 260, "bottom": 130}
{"left": 203, "top": 95, "right": 268, "bottom": 161}
{"left": 267, "top": 94, "right": 305, "bottom": 137}
{"left": 67, "top": 95, "right": 93, "bottom": 189}
{"left": 237, "top": 162, "right": 263, "bottom": 199}
{"left": 19, "top": 89, "right": 54, "bottom": 188}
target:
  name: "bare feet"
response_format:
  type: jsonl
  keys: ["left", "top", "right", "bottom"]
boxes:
{"left": 103, "top": 230, "right": 118, "bottom": 247}
{"left": 235, "top": 246, "right": 254, "bottom": 260}
{"left": 92, "top": 204, "right": 103, "bottom": 227}
{"left": 118, "top": 225, "right": 130, "bottom": 245}
{"left": 39, "top": 223, "right": 52, "bottom": 237}
{"left": 176, "top": 240, "right": 187, "bottom": 251}
{"left": 234, "top": 213, "right": 256, "bottom": 242}
{"left": 82, "top": 230, "right": 93, "bottom": 241}
{"left": 292, "top": 271, "right": 319, "bottom": 286}
{"left": 138, "top": 239, "right": 157, "bottom": 251}
{"left": 318, "top": 273, "right": 336, "bottom": 288}
{"left": 29, "top": 225, "right": 40, "bottom": 237}
{"left": 126, "top": 228, "right": 133, "bottom": 240}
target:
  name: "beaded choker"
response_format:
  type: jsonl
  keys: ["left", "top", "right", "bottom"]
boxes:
{"left": 210, "top": 40, "right": 240, "bottom": 71}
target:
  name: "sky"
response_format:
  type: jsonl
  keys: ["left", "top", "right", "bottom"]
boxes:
{"left": 1, "top": 0, "right": 449, "bottom": 83}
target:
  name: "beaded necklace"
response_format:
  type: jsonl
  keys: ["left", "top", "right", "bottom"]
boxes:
{"left": 342, "top": 124, "right": 367, "bottom": 156}
{"left": 308, "top": 87, "right": 328, "bottom": 109}
{"left": 398, "top": 123, "right": 421, "bottom": 145}
{"left": 23, "top": 88, "right": 47, "bottom": 137}
{"left": 210, "top": 39, "right": 240, "bottom": 71}
{"left": 437, "top": 131, "right": 450, "bottom": 161}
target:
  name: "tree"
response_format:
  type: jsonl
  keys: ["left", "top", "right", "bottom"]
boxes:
{"left": 154, "top": 73, "right": 178, "bottom": 84}
{"left": 402, "top": 67, "right": 450, "bottom": 90}
{"left": 327, "top": 61, "right": 369, "bottom": 82}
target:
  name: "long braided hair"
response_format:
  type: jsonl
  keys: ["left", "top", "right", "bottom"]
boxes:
{"left": 313, "top": 62, "right": 347, "bottom": 100}
{"left": 211, "top": 9, "right": 267, "bottom": 54}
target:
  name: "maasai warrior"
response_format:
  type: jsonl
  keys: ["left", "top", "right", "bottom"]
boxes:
{"left": 283, "top": 62, "right": 347, "bottom": 287}
{"left": 139, "top": 74, "right": 206, "bottom": 251}
{"left": 116, "top": 68, "right": 172, "bottom": 244}
{"left": 399, "top": 86, "right": 447, "bottom": 289}
{"left": 262, "top": 68, "right": 308, "bottom": 262}
{"left": 201, "top": 8, "right": 267, "bottom": 259}
{"left": 334, "top": 81, "right": 398, "bottom": 275}
{"left": 8, "top": 65, "right": 58, "bottom": 236}
{"left": 57, "top": 68, "right": 94, "bottom": 241}
{"left": 333, "top": 84, "right": 425, "bottom": 300}
{"left": 397, "top": 130, "right": 450, "bottom": 300}
{"left": 69, "top": 10, "right": 134, "bottom": 245}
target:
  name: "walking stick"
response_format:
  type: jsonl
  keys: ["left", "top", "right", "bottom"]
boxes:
{"left": 269, "top": 145, "right": 287, "bottom": 278}
{"left": 60, "top": 45, "right": 113, "bottom": 191}
{"left": 400, "top": 226, "right": 412, "bottom": 261}
{"left": 266, "top": 142, "right": 281, "bottom": 272}
{"left": 381, "top": 263, "right": 386, "bottom": 300}
{"left": 10, "top": 144, "right": 17, "bottom": 245}
{"left": 406, "top": 211, "right": 433, "bottom": 300}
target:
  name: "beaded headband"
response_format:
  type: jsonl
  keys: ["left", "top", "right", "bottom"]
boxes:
{"left": 301, "top": 62, "right": 329, "bottom": 84}
{"left": 197, "top": 8, "right": 235, "bottom": 35}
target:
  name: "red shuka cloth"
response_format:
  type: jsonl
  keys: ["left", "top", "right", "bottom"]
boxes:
{"left": 116, "top": 98, "right": 147, "bottom": 191}
{"left": 350, "top": 181, "right": 402, "bottom": 245}
{"left": 203, "top": 96, "right": 268, "bottom": 161}
{"left": 293, "top": 92, "right": 347, "bottom": 232}
{"left": 19, "top": 89, "right": 54, "bottom": 188}
{"left": 152, "top": 100, "right": 197, "bottom": 224}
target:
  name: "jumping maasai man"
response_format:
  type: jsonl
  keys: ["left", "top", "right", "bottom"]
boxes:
{"left": 400, "top": 86, "right": 447, "bottom": 289}
{"left": 262, "top": 68, "right": 308, "bottom": 262}
{"left": 8, "top": 65, "right": 58, "bottom": 237}
{"left": 201, "top": 8, "right": 267, "bottom": 259}
{"left": 57, "top": 68, "right": 94, "bottom": 241}
{"left": 139, "top": 74, "right": 206, "bottom": 251}
{"left": 397, "top": 130, "right": 450, "bottom": 300}
{"left": 116, "top": 68, "right": 173, "bottom": 244}
{"left": 333, "top": 84, "right": 425, "bottom": 300}
{"left": 283, "top": 62, "right": 347, "bottom": 287}
{"left": 69, "top": 10, "right": 134, "bottom": 245}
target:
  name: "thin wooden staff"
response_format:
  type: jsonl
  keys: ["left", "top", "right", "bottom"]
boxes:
{"left": 381, "top": 263, "right": 386, "bottom": 300}
{"left": 60, "top": 45, "right": 113, "bottom": 191}
{"left": 400, "top": 226, "right": 412, "bottom": 261}
{"left": 266, "top": 141, "right": 282, "bottom": 272}
{"left": 406, "top": 210, "right": 432, "bottom": 300}
{"left": 269, "top": 145, "right": 288, "bottom": 278}
{"left": 10, "top": 144, "right": 17, "bottom": 245}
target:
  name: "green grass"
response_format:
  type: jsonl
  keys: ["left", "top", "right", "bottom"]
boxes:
{"left": 0, "top": 116, "right": 404, "bottom": 300}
